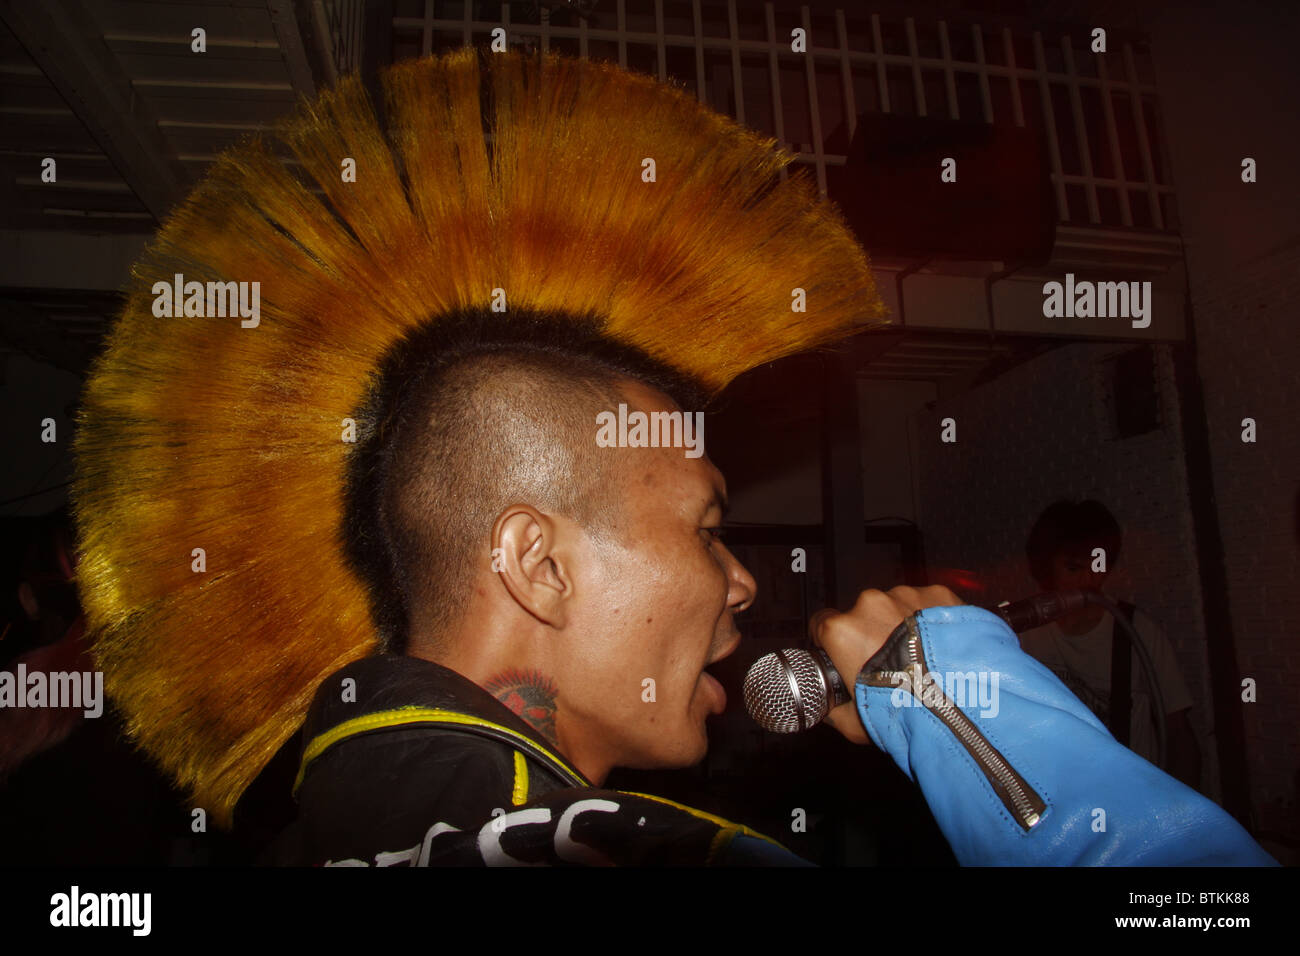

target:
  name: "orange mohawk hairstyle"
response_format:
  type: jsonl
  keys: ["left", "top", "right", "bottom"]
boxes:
{"left": 72, "top": 48, "right": 888, "bottom": 825}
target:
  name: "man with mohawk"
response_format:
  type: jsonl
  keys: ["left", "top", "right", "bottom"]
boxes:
{"left": 74, "top": 49, "right": 1271, "bottom": 866}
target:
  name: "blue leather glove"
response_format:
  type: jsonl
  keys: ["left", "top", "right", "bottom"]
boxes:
{"left": 854, "top": 605, "right": 1276, "bottom": 866}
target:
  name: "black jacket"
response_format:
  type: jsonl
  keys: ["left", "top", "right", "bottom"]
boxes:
{"left": 266, "top": 654, "right": 798, "bottom": 866}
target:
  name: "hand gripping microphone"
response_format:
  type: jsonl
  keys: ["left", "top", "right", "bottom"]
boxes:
{"left": 742, "top": 590, "right": 1095, "bottom": 734}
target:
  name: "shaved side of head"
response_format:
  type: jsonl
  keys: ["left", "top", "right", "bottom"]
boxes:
{"left": 343, "top": 305, "right": 703, "bottom": 653}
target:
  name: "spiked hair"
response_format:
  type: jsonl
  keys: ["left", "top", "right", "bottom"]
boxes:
{"left": 72, "top": 48, "right": 888, "bottom": 825}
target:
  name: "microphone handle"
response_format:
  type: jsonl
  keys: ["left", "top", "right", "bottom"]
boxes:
{"left": 992, "top": 588, "right": 1090, "bottom": 632}
{"left": 813, "top": 648, "right": 851, "bottom": 710}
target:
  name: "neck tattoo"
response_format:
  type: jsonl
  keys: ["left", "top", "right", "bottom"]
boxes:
{"left": 484, "top": 668, "right": 559, "bottom": 745}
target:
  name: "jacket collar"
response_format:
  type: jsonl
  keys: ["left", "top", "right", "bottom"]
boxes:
{"left": 296, "top": 654, "right": 591, "bottom": 792}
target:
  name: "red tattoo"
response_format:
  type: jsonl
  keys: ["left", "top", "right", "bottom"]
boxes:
{"left": 484, "top": 668, "right": 559, "bottom": 744}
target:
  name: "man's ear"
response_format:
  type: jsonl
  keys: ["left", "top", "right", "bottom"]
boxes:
{"left": 492, "top": 506, "right": 572, "bottom": 628}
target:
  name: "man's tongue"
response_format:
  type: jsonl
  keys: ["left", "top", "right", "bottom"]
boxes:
{"left": 700, "top": 669, "right": 727, "bottom": 714}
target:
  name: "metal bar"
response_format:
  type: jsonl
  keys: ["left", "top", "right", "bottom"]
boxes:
{"left": 1096, "top": 42, "right": 1133, "bottom": 226}
{"left": 421, "top": 0, "right": 432, "bottom": 56}
{"left": 729, "top": 0, "right": 745, "bottom": 125}
{"left": 765, "top": 1, "right": 786, "bottom": 174}
{"left": 1055, "top": 174, "right": 1174, "bottom": 190}
{"left": 129, "top": 78, "right": 294, "bottom": 91}
{"left": 1061, "top": 35, "right": 1099, "bottom": 224}
{"left": 905, "top": 16, "right": 925, "bottom": 116}
{"left": 1002, "top": 27, "right": 1023, "bottom": 127}
{"left": 972, "top": 24, "right": 992, "bottom": 123}
{"left": 802, "top": 5, "right": 825, "bottom": 195}
{"left": 835, "top": 9, "right": 855, "bottom": 142}
{"left": 310, "top": 0, "right": 339, "bottom": 83}
{"left": 1124, "top": 41, "right": 1163, "bottom": 229}
{"left": 655, "top": 0, "right": 666, "bottom": 82}
{"left": 617, "top": 0, "right": 627, "bottom": 68}
{"left": 155, "top": 120, "right": 273, "bottom": 131}
{"left": 693, "top": 0, "right": 706, "bottom": 103}
{"left": 1032, "top": 31, "right": 1069, "bottom": 221}
{"left": 268, "top": 0, "right": 325, "bottom": 96}
{"left": 354, "top": 0, "right": 363, "bottom": 70}
{"left": 938, "top": 20, "right": 958, "bottom": 119}
{"left": 871, "top": 14, "right": 889, "bottom": 112}
{"left": 101, "top": 31, "right": 280, "bottom": 49}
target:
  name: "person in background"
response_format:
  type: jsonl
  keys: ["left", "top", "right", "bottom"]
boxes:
{"left": 1020, "top": 499, "right": 1202, "bottom": 790}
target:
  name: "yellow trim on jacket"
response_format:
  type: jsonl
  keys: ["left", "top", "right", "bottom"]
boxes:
{"left": 511, "top": 750, "right": 530, "bottom": 806}
{"left": 617, "top": 790, "right": 791, "bottom": 861}
{"left": 293, "top": 705, "right": 587, "bottom": 794}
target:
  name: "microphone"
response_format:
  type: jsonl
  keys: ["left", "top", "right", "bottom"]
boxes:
{"left": 743, "top": 590, "right": 1094, "bottom": 733}
{"left": 743, "top": 647, "right": 850, "bottom": 733}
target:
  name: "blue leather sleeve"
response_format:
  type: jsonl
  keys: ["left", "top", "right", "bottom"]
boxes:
{"left": 854, "top": 605, "right": 1277, "bottom": 866}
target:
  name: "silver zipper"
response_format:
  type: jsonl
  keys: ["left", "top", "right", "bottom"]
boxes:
{"left": 864, "top": 616, "right": 1046, "bottom": 831}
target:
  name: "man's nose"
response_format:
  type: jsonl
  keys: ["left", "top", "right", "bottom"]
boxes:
{"left": 723, "top": 546, "right": 757, "bottom": 612}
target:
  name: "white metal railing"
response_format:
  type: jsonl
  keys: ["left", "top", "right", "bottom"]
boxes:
{"left": 322, "top": 0, "right": 366, "bottom": 75}
{"left": 384, "top": 1, "right": 1173, "bottom": 234}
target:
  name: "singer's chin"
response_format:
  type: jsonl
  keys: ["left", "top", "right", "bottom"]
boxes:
{"left": 623, "top": 741, "right": 709, "bottom": 773}
{"left": 637, "top": 720, "right": 711, "bottom": 771}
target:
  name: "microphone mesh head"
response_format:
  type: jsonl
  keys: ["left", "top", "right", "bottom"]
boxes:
{"left": 743, "top": 649, "right": 830, "bottom": 733}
